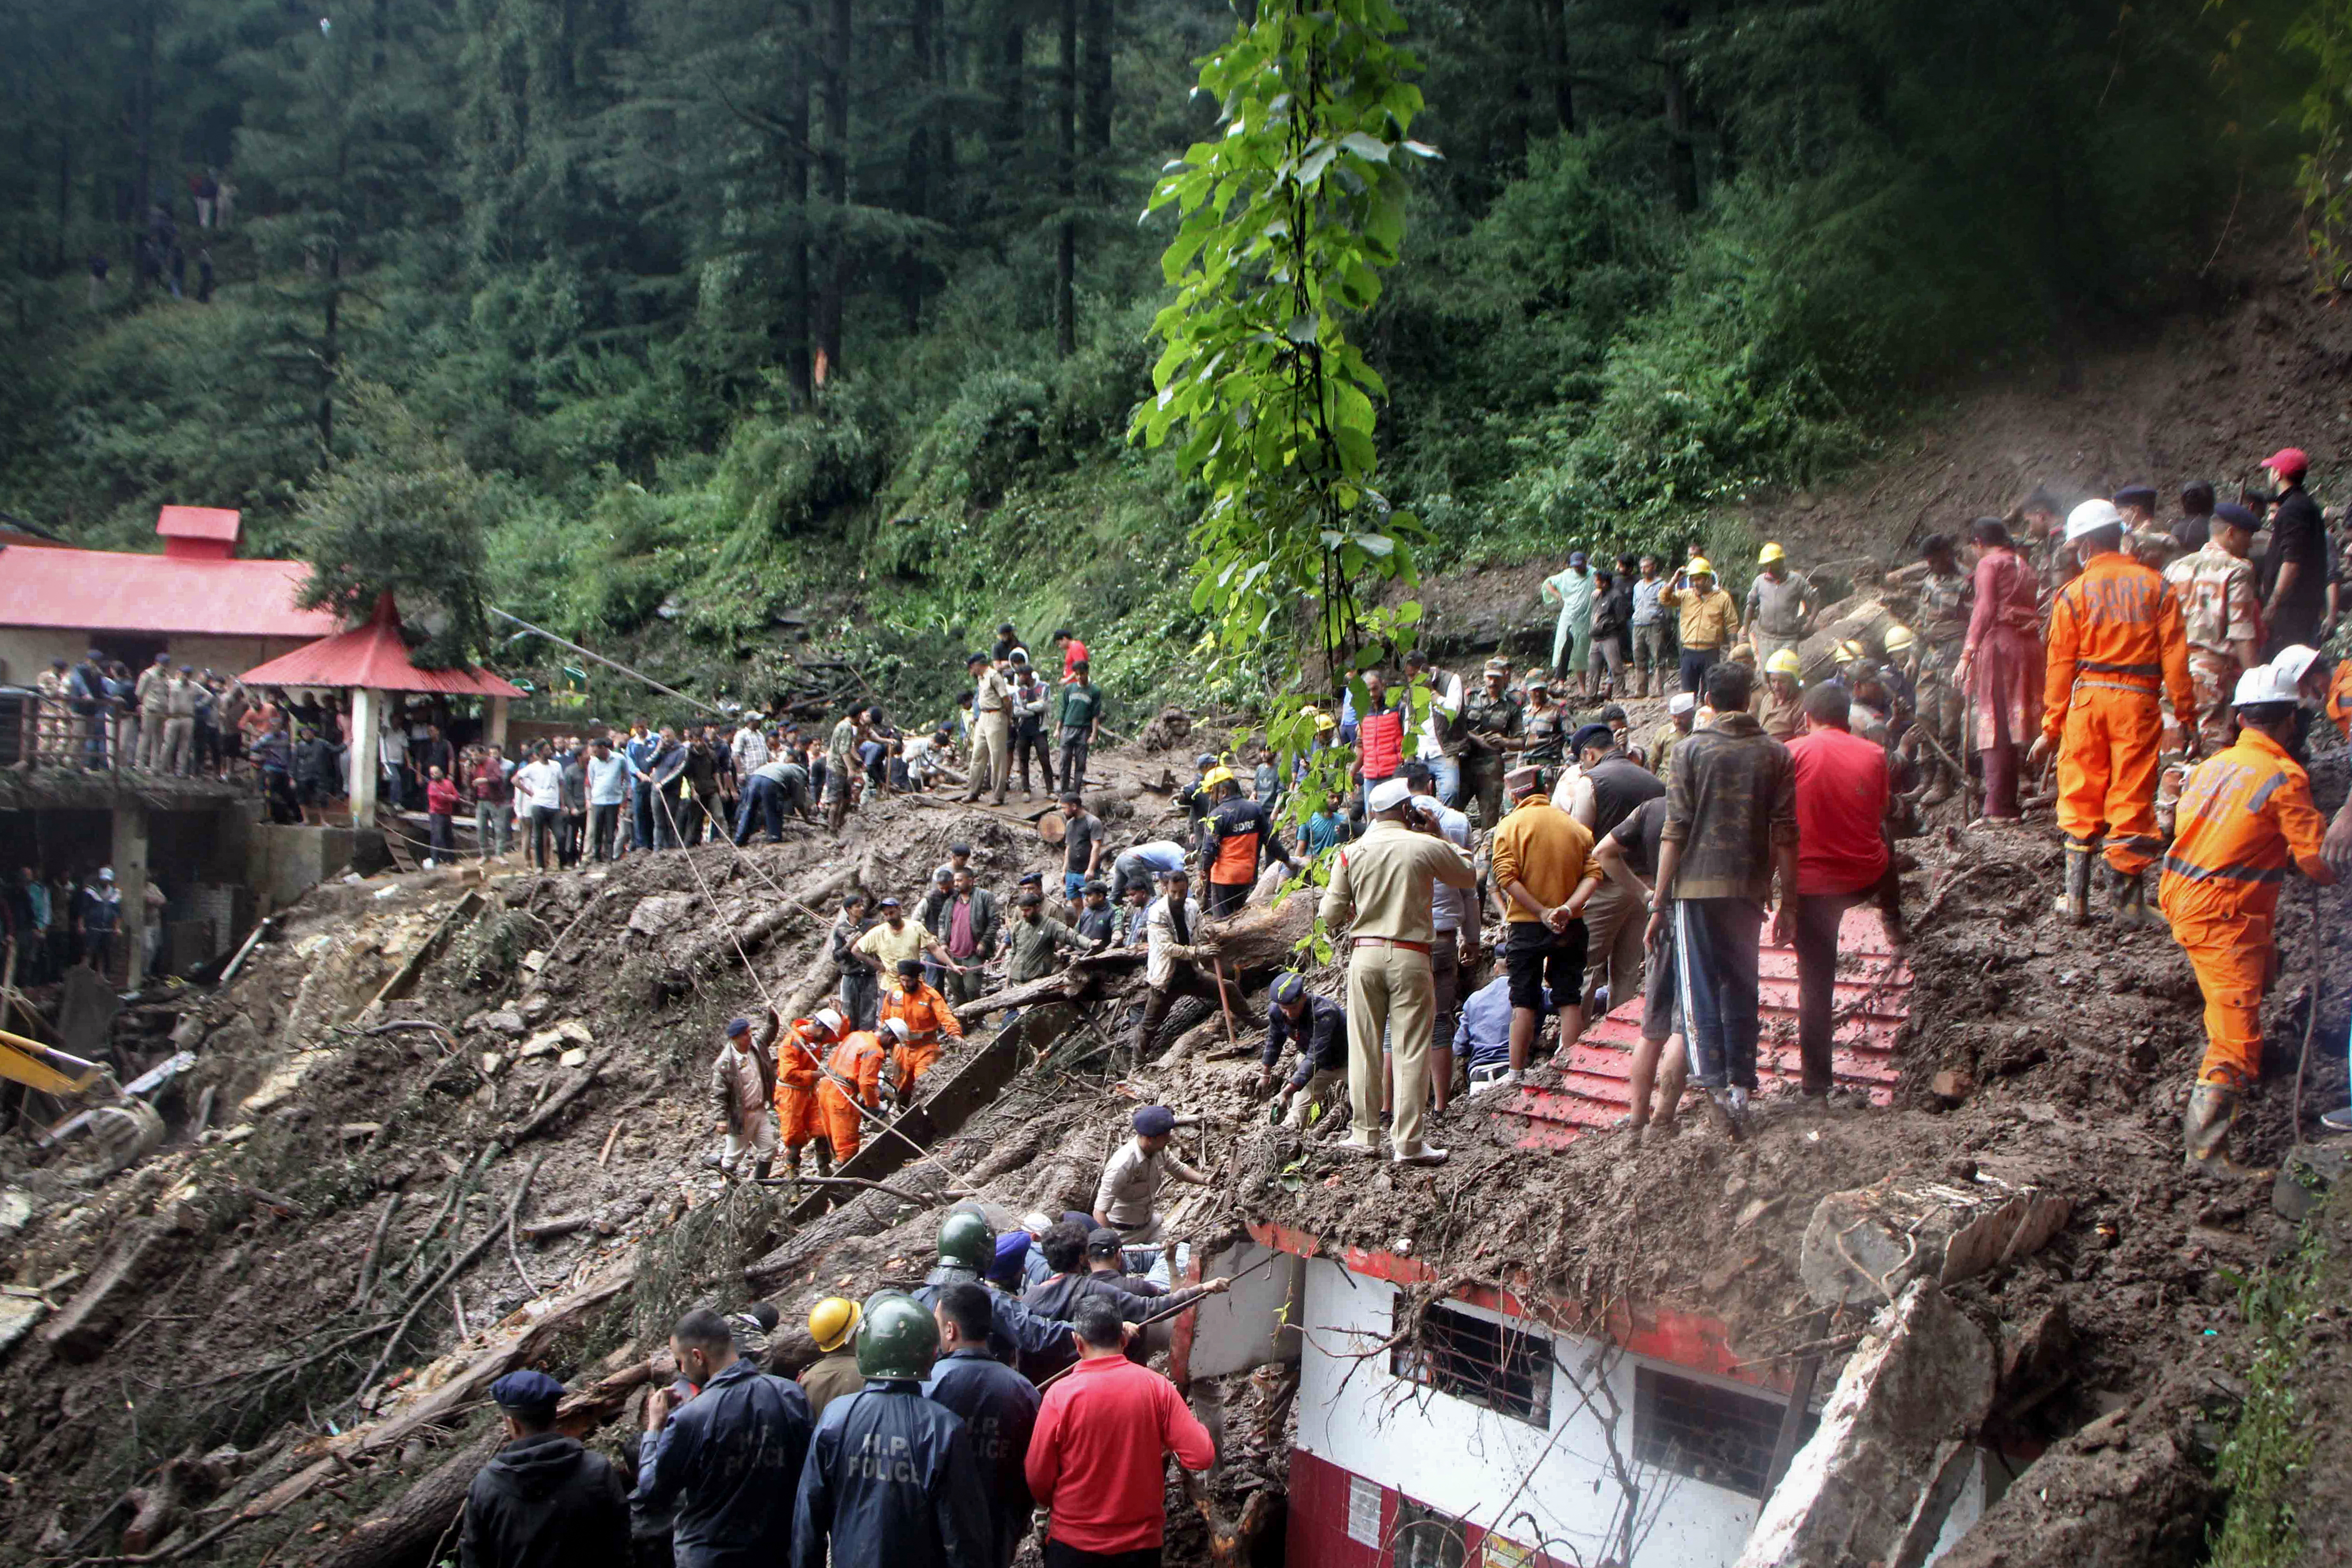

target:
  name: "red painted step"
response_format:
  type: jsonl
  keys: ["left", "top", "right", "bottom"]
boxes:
{"left": 1491, "top": 904, "right": 1912, "bottom": 1149}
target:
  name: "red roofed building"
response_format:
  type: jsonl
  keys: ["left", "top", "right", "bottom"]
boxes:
{"left": 0, "top": 507, "right": 340, "bottom": 685}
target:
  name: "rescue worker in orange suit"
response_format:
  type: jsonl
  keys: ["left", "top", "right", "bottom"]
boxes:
{"left": 776, "top": 1007, "right": 845, "bottom": 1179}
{"left": 879, "top": 958, "right": 963, "bottom": 1105}
{"left": 818, "top": 1018, "right": 900, "bottom": 1166}
{"left": 2159, "top": 663, "right": 2337, "bottom": 1173}
{"left": 2027, "top": 499, "right": 2195, "bottom": 926}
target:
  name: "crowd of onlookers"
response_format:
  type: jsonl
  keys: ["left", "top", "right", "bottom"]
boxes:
{"left": 0, "top": 864, "right": 171, "bottom": 986}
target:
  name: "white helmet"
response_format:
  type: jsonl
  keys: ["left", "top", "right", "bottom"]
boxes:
{"left": 880, "top": 1018, "right": 910, "bottom": 1042}
{"left": 2233, "top": 663, "right": 2301, "bottom": 708}
{"left": 2064, "top": 499, "right": 2124, "bottom": 542}
{"left": 2271, "top": 644, "right": 2322, "bottom": 689}
{"left": 813, "top": 1007, "right": 845, "bottom": 1038}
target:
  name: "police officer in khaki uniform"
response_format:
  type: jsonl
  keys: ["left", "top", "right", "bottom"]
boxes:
{"left": 1316, "top": 776, "right": 1477, "bottom": 1165}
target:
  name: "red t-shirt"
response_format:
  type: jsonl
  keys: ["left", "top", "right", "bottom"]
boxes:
{"left": 425, "top": 777, "right": 461, "bottom": 815}
{"left": 1062, "top": 638, "right": 1090, "bottom": 681}
{"left": 1025, "top": 1354, "right": 1215, "bottom": 1552}
{"left": 1787, "top": 725, "right": 1890, "bottom": 896}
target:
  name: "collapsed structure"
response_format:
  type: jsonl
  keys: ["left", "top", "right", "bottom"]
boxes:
{"left": 0, "top": 663, "right": 2342, "bottom": 1568}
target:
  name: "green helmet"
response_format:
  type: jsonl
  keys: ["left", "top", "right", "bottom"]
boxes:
{"left": 937, "top": 1210, "right": 993, "bottom": 1272}
{"left": 856, "top": 1291, "right": 940, "bottom": 1381}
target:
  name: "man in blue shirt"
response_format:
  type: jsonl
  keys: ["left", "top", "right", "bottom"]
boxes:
{"left": 920, "top": 1284, "right": 1041, "bottom": 1568}
{"left": 585, "top": 737, "right": 632, "bottom": 862}
{"left": 1456, "top": 973, "right": 1553, "bottom": 1095}
{"left": 633, "top": 1308, "right": 812, "bottom": 1568}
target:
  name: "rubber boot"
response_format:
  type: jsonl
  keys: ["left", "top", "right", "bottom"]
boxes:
{"left": 751, "top": 1156, "right": 772, "bottom": 1183}
{"left": 2108, "top": 865, "right": 2149, "bottom": 929}
{"left": 2183, "top": 1082, "right": 2265, "bottom": 1176}
{"left": 2058, "top": 844, "right": 2093, "bottom": 925}
{"left": 815, "top": 1146, "right": 834, "bottom": 1179}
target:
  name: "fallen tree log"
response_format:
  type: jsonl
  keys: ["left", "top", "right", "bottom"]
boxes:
{"left": 950, "top": 969, "right": 1098, "bottom": 1024}
{"left": 505, "top": 1057, "right": 605, "bottom": 1142}
{"left": 1200, "top": 894, "right": 1315, "bottom": 984}
{"left": 679, "top": 864, "right": 859, "bottom": 975}
{"left": 308, "top": 1428, "right": 500, "bottom": 1568}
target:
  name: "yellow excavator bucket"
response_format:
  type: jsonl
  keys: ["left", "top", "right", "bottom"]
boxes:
{"left": 0, "top": 1029, "right": 103, "bottom": 1098}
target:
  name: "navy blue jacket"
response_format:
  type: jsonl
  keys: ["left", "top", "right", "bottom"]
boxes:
{"left": 915, "top": 1265, "right": 1074, "bottom": 1365}
{"left": 921, "top": 1350, "right": 1042, "bottom": 1567}
{"left": 631, "top": 1358, "right": 813, "bottom": 1568}
{"left": 789, "top": 1381, "right": 994, "bottom": 1568}
{"left": 1261, "top": 993, "right": 1349, "bottom": 1086}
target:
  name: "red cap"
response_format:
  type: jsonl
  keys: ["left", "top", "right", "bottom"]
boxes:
{"left": 2263, "top": 447, "right": 2309, "bottom": 481}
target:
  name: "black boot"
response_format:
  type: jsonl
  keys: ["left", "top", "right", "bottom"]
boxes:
{"left": 2059, "top": 844, "right": 2093, "bottom": 925}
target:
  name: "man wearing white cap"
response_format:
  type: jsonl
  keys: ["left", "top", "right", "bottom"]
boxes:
{"left": 2029, "top": 498, "right": 2195, "bottom": 926}
{"left": 1648, "top": 693, "right": 1698, "bottom": 790}
{"left": 1316, "top": 776, "right": 1478, "bottom": 1163}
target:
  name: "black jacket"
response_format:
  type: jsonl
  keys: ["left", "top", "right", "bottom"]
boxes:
{"left": 921, "top": 1351, "right": 1041, "bottom": 1568}
{"left": 631, "top": 1358, "right": 813, "bottom": 1568}
{"left": 915, "top": 1265, "right": 1074, "bottom": 1366}
{"left": 790, "top": 1382, "right": 994, "bottom": 1568}
{"left": 460, "top": 1431, "right": 630, "bottom": 1568}
{"left": 1261, "top": 993, "right": 1349, "bottom": 1084}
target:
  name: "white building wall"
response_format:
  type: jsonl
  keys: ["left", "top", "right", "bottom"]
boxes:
{"left": 1290, "top": 1258, "right": 1985, "bottom": 1568}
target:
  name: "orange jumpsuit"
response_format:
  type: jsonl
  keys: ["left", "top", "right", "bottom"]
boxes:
{"left": 2327, "top": 661, "right": 2352, "bottom": 741}
{"left": 879, "top": 981, "right": 964, "bottom": 1096}
{"left": 772, "top": 1018, "right": 831, "bottom": 1152}
{"left": 2157, "top": 728, "right": 2334, "bottom": 1087}
{"left": 2041, "top": 550, "right": 2194, "bottom": 874}
{"left": 816, "top": 1032, "right": 886, "bottom": 1163}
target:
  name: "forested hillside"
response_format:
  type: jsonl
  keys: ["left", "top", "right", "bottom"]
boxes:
{"left": 0, "top": 0, "right": 2337, "bottom": 706}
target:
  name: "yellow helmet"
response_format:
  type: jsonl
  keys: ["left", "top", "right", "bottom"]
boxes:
{"left": 1882, "top": 623, "right": 1917, "bottom": 654}
{"left": 1686, "top": 556, "right": 1715, "bottom": 578}
{"left": 1758, "top": 541, "right": 1786, "bottom": 565}
{"left": 1832, "top": 638, "right": 1867, "bottom": 663}
{"left": 810, "top": 1296, "right": 862, "bottom": 1353}
{"left": 1764, "top": 649, "right": 1802, "bottom": 678}
{"left": 1200, "top": 766, "right": 1237, "bottom": 791}
{"left": 1314, "top": 710, "right": 1338, "bottom": 734}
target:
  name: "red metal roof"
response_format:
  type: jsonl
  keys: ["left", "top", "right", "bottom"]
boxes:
{"left": 0, "top": 542, "right": 341, "bottom": 639}
{"left": 156, "top": 505, "right": 242, "bottom": 543}
{"left": 238, "top": 593, "right": 524, "bottom": 697}
{"left": 1495, "top": 904, "right": 1912, "bottom": 1149}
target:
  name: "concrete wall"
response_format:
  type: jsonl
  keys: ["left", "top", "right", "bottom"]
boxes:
{"left": 1286, "top": 1259, "right": 1986, "bottom": 1568}
{"left": 0, "top": 629, "right": 308, "bottom": 686}
{"left": 1185, "top": 1242, "right": 1302, "bottom": 1379}
{"left": 246, "top": 823, "right": 357, "bottom": 910}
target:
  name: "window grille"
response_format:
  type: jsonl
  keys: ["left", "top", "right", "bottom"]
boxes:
{"left": 1632, "top": 1366, "right": 1809, "bottom": 1499}
{"left": 1390, "top": 1301, "right": 1553, "bottom": 1426}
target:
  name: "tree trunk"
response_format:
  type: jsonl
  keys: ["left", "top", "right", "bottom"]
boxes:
{"left": 996, "top": 0, "right": 1025, "bottom": 186}
{"left": 1661, "top": 2, "right": 1697, "bottom": 214}
{"left": 131, "top": 0, "right": 156, "bottom": 284}
{"left": 1539, "top": 0, "right": 1573, "bottom": 132}
{"left": 1054, "top": 0, "right": 1077, "bottom": 356}
{"left": 309, "top": 1429, "right": 501, "bottom": 1568}
{"left": 817, "top": 0, "right": 853, "bottom": 381}
{"left": 1080, "top": 0, "right": 1114, "bottom": 166}
{"left": 786, "top": 4, "right": 815, "bottom": 401}
{"left": 903, "top": 0, "right": 936, "bottom": 332}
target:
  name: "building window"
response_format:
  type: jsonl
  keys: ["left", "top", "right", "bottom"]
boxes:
{"left": 1345, "top": 1474, "right": 1383, "bottom": 1548}
{"left": 1632, "top": 1366, "right": 1809, "bottom": 1499}
{"left": 1393, "top": 1495, "right": 1469, "bottom": 1568}
{"left": 1391, "top": 1302, "right": 1552, "bottom": 1426}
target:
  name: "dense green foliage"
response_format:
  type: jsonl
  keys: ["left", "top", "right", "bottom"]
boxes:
{"left": 0, "top": 0, "right": 2325, "bottom": 705}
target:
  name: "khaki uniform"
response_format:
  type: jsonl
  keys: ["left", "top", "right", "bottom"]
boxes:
{"left": 1316, "top": 820, "right": 1476, "bottom": 1152}
{"left": 1912, "top": 569, "right": 1970, "bottom": 770}
{"left": 965, "top": 666, "right": 1014, "bottom": 803}
{"left": 2163, "top": 543, "right": 2263, "bottom": 755}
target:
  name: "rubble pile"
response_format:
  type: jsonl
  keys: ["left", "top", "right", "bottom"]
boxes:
{"left": 0, "top": 702, "right": 2344, "bottom": 1567}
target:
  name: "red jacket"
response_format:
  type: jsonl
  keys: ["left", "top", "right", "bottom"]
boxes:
{"left": 426, "top": 777, "right": 461, "bottom": 815}
{"left": 1025, "top": 1354, "right": 1214, "bottom": 1552}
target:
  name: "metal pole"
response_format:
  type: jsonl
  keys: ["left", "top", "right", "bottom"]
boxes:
{"left": 486, "top": 606, "right": 729, "bottom": 718}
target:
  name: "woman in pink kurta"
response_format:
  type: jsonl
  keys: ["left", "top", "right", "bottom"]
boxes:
{"left": 1956, "top": 516, "right": 2044, "bottom": 819}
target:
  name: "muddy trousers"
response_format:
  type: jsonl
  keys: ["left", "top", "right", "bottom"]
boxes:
{"left": 1014, "top": 726, "right": 1054, "bottom": 794}
{"left": 2055, "top": 684, "right": 2165, "bottom": 874}
{"left": 2163, "top": 906, "right": 2271, "bottom": 1087}
{"left": 1579, "top": 879, "right": 1647, "bottom": 1016}
{"left": 774, "top": 1081, "right": 822, "bottom": 1152}
{"left": 1674, "top": 897, "right": 1765, "bottom": 1092}
{"left": 1347, "top": 942, "right": 1434, "bottom": 1149}
{"left": 1131, "top": 963, "right": 1234, "bottom": 1057}
{"left": 817, "top": 1085, "right": 869, "bottom": 1163}
{"left": 1059, "top": 731, "right": 1092, "bottom": 792}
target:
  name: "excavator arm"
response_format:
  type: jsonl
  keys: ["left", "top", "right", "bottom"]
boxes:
{"left": 0, "top": 1028, "right": 104, "bottom": 1098}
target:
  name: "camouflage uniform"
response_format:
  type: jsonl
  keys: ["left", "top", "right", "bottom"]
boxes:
{"left": 1457, "top": 685, "right": 1524, "bottom": 828}
{"left": 2163, "top": 542, "right": 2263, "bottom": 755}
{"left": 1912, "top": 568, "right": 1971, "bottom": 795}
